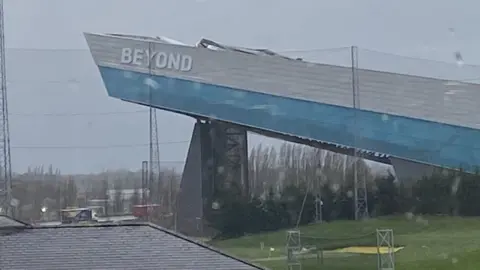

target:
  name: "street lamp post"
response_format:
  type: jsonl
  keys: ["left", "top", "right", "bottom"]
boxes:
{"left": 40, "top": 206, "right": 47, "bottom": 221}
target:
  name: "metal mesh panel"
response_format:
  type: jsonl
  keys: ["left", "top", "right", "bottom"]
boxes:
{"left": 356, "top": 48, "right": 480, "bottom": 173}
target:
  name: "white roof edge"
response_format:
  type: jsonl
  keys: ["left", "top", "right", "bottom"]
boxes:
{"left": 83, "top": 32, "right": 191, "bottom": 47}
{"left": 84, "top": 32, "right": 300, "bottom": 61}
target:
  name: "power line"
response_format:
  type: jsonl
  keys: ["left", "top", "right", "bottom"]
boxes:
{"left": 278, "top": 46, "right": 352, "bottom": 54}
{"left": 152, "top": 160, "right": 184, "bottom": 164}
{"left": 8, "top": 45, "right": 480, "bottom": 67}
{"left": 5, "top": 46, "right": 350, "bottom": 53}
{"left": 6, "top": 79, "right": 94, "bottom": 84}
{"left": 10, "top": 141, "right": 189, "bottom": 150}
{"left": 6, "top": 48, "right": 89, "bottom": 52}
{"left": 9, "top": 110, "right": 148, "bottom": 117}
{"left": 359, "top": 47, "right": 480, "bottom": 68}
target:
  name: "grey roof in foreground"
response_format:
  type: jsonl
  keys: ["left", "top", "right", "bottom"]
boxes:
{"left": 0, "top": 220, "right": 265, "bottom": 270}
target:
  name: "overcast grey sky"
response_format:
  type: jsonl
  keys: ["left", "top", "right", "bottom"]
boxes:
{"left": 4, "top": 0, "right": 480, "bottom": 173}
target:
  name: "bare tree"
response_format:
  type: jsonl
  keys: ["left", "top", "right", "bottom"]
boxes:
{"left": 101, "top": 177, "right": 110, "bottom": 216}
{"left": 130, "top": 186, "right": 141, "bottom": 208}
{"left": 113, "top": 180, "right": 124, "bottom": 214}
{"left": 63, "top": 177, "right": 78, "bottom": 208}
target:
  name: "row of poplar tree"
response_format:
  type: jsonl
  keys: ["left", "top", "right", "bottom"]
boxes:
{"left": 209, "top": 144, "right": 480, "bottom": 238}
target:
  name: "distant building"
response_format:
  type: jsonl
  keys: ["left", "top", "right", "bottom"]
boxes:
{"left": 0, "top": 215, "right": 265, "bottom": 270}
{"left": 106, "top": 188, "right": 147, "bottom": 213}
{"left": 106, "top": 188, "right": 147, "bottom": 201}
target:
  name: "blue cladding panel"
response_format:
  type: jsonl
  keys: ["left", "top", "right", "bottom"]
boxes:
{"left": 98, "top": 67, "right": 480, "bottom": 171}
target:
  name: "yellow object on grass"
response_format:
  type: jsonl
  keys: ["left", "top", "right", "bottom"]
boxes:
{"left": 333, "top": 246, "right": 404, "bottom": 254}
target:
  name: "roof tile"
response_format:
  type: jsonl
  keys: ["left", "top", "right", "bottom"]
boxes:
{"left": 0, "top": 223, "right": 264, "bottom": 270}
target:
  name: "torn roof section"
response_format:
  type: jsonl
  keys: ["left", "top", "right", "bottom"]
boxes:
{"left": 196, "top": 38, "right": 301, "bottom": 60}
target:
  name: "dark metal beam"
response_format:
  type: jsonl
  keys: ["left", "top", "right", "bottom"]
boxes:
{"left": 125, "top": 100, "right": 391, "bottom": 165}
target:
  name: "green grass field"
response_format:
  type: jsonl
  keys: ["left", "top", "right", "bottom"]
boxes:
{"left": 210, "top": 215, "right": 480, "bottom": 269}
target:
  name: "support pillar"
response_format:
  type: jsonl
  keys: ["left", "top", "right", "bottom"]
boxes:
{"left": 176, "top": 120, "right": 249, "bottom": 236}
{"left": 176, "top": 121, "right": 208, "bottom": 235}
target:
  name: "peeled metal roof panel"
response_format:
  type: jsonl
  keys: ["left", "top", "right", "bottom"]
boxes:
{"left": 196, "top": 38, "right": 299, "bottom": 60}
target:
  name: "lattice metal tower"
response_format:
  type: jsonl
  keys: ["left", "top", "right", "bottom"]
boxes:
{"left": 286, "top": 230, "right": 302, "bottom": 270}
{"left": 223, "top": 125, "right": 249, "bottom": 196}
{"left": 351, "top": 46, "right": 369, "bottom": 220}
{"left": 141, "top": 161, "right": 148, "bottom": 205}
{"left": 376, "top": 229, "right": 395, "bottom": 270}
{"left": 149, "top": 107, "right": 162, "bottom": 205}
{"left": 0, "top": 0, "right": 12, "bottom": 217}
{"left": 213, "top": 122, "right": 249, "bottom": 196}
{"left": 146, "top": 40, "right": 162, "bottom": 207}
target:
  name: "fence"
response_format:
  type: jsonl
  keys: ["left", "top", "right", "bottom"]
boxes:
{"left": 281, "top": 46, "right": 480, "bottom": 219}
